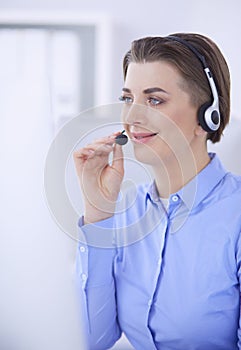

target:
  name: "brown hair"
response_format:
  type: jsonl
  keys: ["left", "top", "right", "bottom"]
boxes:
{"left": 123, "top": 33, "right": 230, "bottom": 143}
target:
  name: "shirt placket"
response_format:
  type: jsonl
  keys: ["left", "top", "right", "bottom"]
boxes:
{"left": 146, "top": 195, "right": 182, "bottom": 347}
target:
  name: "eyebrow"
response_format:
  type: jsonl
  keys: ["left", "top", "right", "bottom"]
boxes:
{"left": 122, "top": 87, "right": 169, "bottom": 94}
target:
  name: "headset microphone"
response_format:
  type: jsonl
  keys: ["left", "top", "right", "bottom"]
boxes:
{"left": 167, "top": 35, "right": 221, "bottom": 133}
{"left": 115, "top": 130, "right": 128, "bottom": 145}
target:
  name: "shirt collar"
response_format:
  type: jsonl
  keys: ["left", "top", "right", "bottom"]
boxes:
{"left": 147, "top": 181, "right": 160, "bottom": 203}
{"left": 146, "top": 153, "right": 228, "bottom": 210}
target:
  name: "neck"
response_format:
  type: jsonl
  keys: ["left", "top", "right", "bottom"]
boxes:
{"left": 152, "top": 147, "right": 210, "bottom": 198}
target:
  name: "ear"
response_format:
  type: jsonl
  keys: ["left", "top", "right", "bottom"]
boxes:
{"left": 194, "top": 123, "right": 207, "bottom": 137}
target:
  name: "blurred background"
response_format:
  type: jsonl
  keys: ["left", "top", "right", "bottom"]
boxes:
{"left": 0, "top": 1, "right": 241, "bottom": 349}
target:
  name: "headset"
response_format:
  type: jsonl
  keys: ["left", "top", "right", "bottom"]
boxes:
{"left": 167, "top": 35, "right": 220, "bottom": 133}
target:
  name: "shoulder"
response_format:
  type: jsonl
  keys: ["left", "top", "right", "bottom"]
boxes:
{"left": 217, "top": 172, "right": 241, "bottom": 235}
{"left": 221, "top": 172, "right": 241, "bottom": 197}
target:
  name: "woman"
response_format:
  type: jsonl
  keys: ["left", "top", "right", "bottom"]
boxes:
{"left": 73, "top": 33, "right": 241, "bottom": 349}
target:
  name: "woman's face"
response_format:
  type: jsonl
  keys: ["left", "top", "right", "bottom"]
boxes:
{"left": 121, "top": 61, "right": 201, "bottom": 166}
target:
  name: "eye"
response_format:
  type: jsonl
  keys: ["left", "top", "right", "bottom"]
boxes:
{"left": 119, "top": 95, "right": 133, "bottom": 104}
{"left": 147, "top": 97, "right": 164, "bottom": 106}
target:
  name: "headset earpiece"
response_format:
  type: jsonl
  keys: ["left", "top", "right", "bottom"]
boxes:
{"left": 198, "top": 102, "right": 212, "bottom": 132}
{"left": 198, "top": 101, "right": 220, "bottom": 133}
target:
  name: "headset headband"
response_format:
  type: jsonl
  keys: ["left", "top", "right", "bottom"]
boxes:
{"left": 166, "top": 35, "right": 220, "bottom": 133}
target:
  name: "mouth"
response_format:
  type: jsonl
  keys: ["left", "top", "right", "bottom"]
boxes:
{"left": 131, "top": 132, "right": 158, "bottom": 144}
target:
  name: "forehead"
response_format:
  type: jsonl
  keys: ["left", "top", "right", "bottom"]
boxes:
{"left": 124, "top": 61, "right": 183, "bottom": 91}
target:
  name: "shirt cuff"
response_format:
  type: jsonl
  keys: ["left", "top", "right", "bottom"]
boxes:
{"left": 77, "top": 216, "right": 117, "bottom": 289}
{"left": 77, "top": 215, "right": 116, "bottom": 249}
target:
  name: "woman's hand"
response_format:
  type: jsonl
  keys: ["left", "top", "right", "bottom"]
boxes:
{"left": 73, "top": 132, "right": 124, "bottom": 223}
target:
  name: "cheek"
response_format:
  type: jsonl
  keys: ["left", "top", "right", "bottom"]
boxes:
{"left": 123, "top": 123, "right": 131, "bottom": 140}
{"left": 168, "top": 107, "right": 198, "bottom": 139}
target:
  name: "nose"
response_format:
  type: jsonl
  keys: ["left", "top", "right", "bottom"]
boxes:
{"left": 122, "top": 103, "right": 148, "bottom": 126}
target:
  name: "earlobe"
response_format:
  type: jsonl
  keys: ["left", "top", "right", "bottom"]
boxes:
{"left": 195, "top": 123, "right": 207, "bottom": 137}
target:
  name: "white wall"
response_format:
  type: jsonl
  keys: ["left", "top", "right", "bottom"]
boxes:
{"left": 0, "top": 1, "right": 240, "bottom": 350}
{"left": 0, "top": 0, "right": 240, "bottom": 116}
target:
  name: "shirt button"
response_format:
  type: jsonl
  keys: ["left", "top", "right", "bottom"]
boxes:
{"left": 148, "top": 299, "right": 152, "bottom": 307}
{"left": 157, "top": 257, "right": 162, "bottom": 266}
{"left": 81, "top": 273, "right": 87, "bottom": 281}
{"left": 79, "top": 246, "right": 86, "bottom": 253}
{"left": 172, "top": 195, "right": 179, "bottom": 202}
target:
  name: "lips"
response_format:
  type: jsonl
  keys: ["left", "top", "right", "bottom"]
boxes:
{"left": 131, "top": 132, "right": 158, "bottom": 143}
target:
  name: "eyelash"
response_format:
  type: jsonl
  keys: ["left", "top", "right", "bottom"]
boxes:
{"left": 147, "top": 97, "right": 164, "bottom": 106}
{"left": 119, "top": 95, "right": 164, "bottom": 107}
{"left": 119, "top": 95, "right": 133, "bottom": 104}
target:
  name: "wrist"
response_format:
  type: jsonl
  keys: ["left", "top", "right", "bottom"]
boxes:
{"left": 84, "top": 205, "right": 115, "bottom": 224}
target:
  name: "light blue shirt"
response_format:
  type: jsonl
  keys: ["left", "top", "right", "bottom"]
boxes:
{"left": 76, "top": 153, "right": 241, "bottom": 350}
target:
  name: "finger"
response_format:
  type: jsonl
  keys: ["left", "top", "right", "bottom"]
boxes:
{"left": 74, "top": 131, "right": 122, "bottom": 157}
{"left": 73, "top": 148, "right": 93, "bottom": 162}
{"left": 112, "top": 143, "right": 124, "bottom": 175}
{"left": 73, "top": 142, "right": 112, "bottom": 159}
{"left": 92, "top": 131, "right": 121, "bottom": 145}
{"left": 73, "top": 144, "right": 113, "bottom": 176}
{"left": 93, "top": 143, "right": 113, "bottom": 155}
{"left": 73, "top": 131, "right": 123, "bottom": 168}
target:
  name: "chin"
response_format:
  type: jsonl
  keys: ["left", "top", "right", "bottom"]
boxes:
{"left": 133, "top": 146, "right": 160, "bottom": 166}
{"left": 132, "top": 143, "right": 174, "bottom": 167}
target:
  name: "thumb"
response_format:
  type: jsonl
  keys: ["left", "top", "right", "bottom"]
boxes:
{"left": 112, "top": 143, "right": 124, "bottom": 175}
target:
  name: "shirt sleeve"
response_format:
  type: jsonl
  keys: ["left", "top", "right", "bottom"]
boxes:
{"left": 76, "top": 216, "right": 121, "bottom": 350}
{"left": 236, "top": 231, "right": 241, "bottom": 349}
